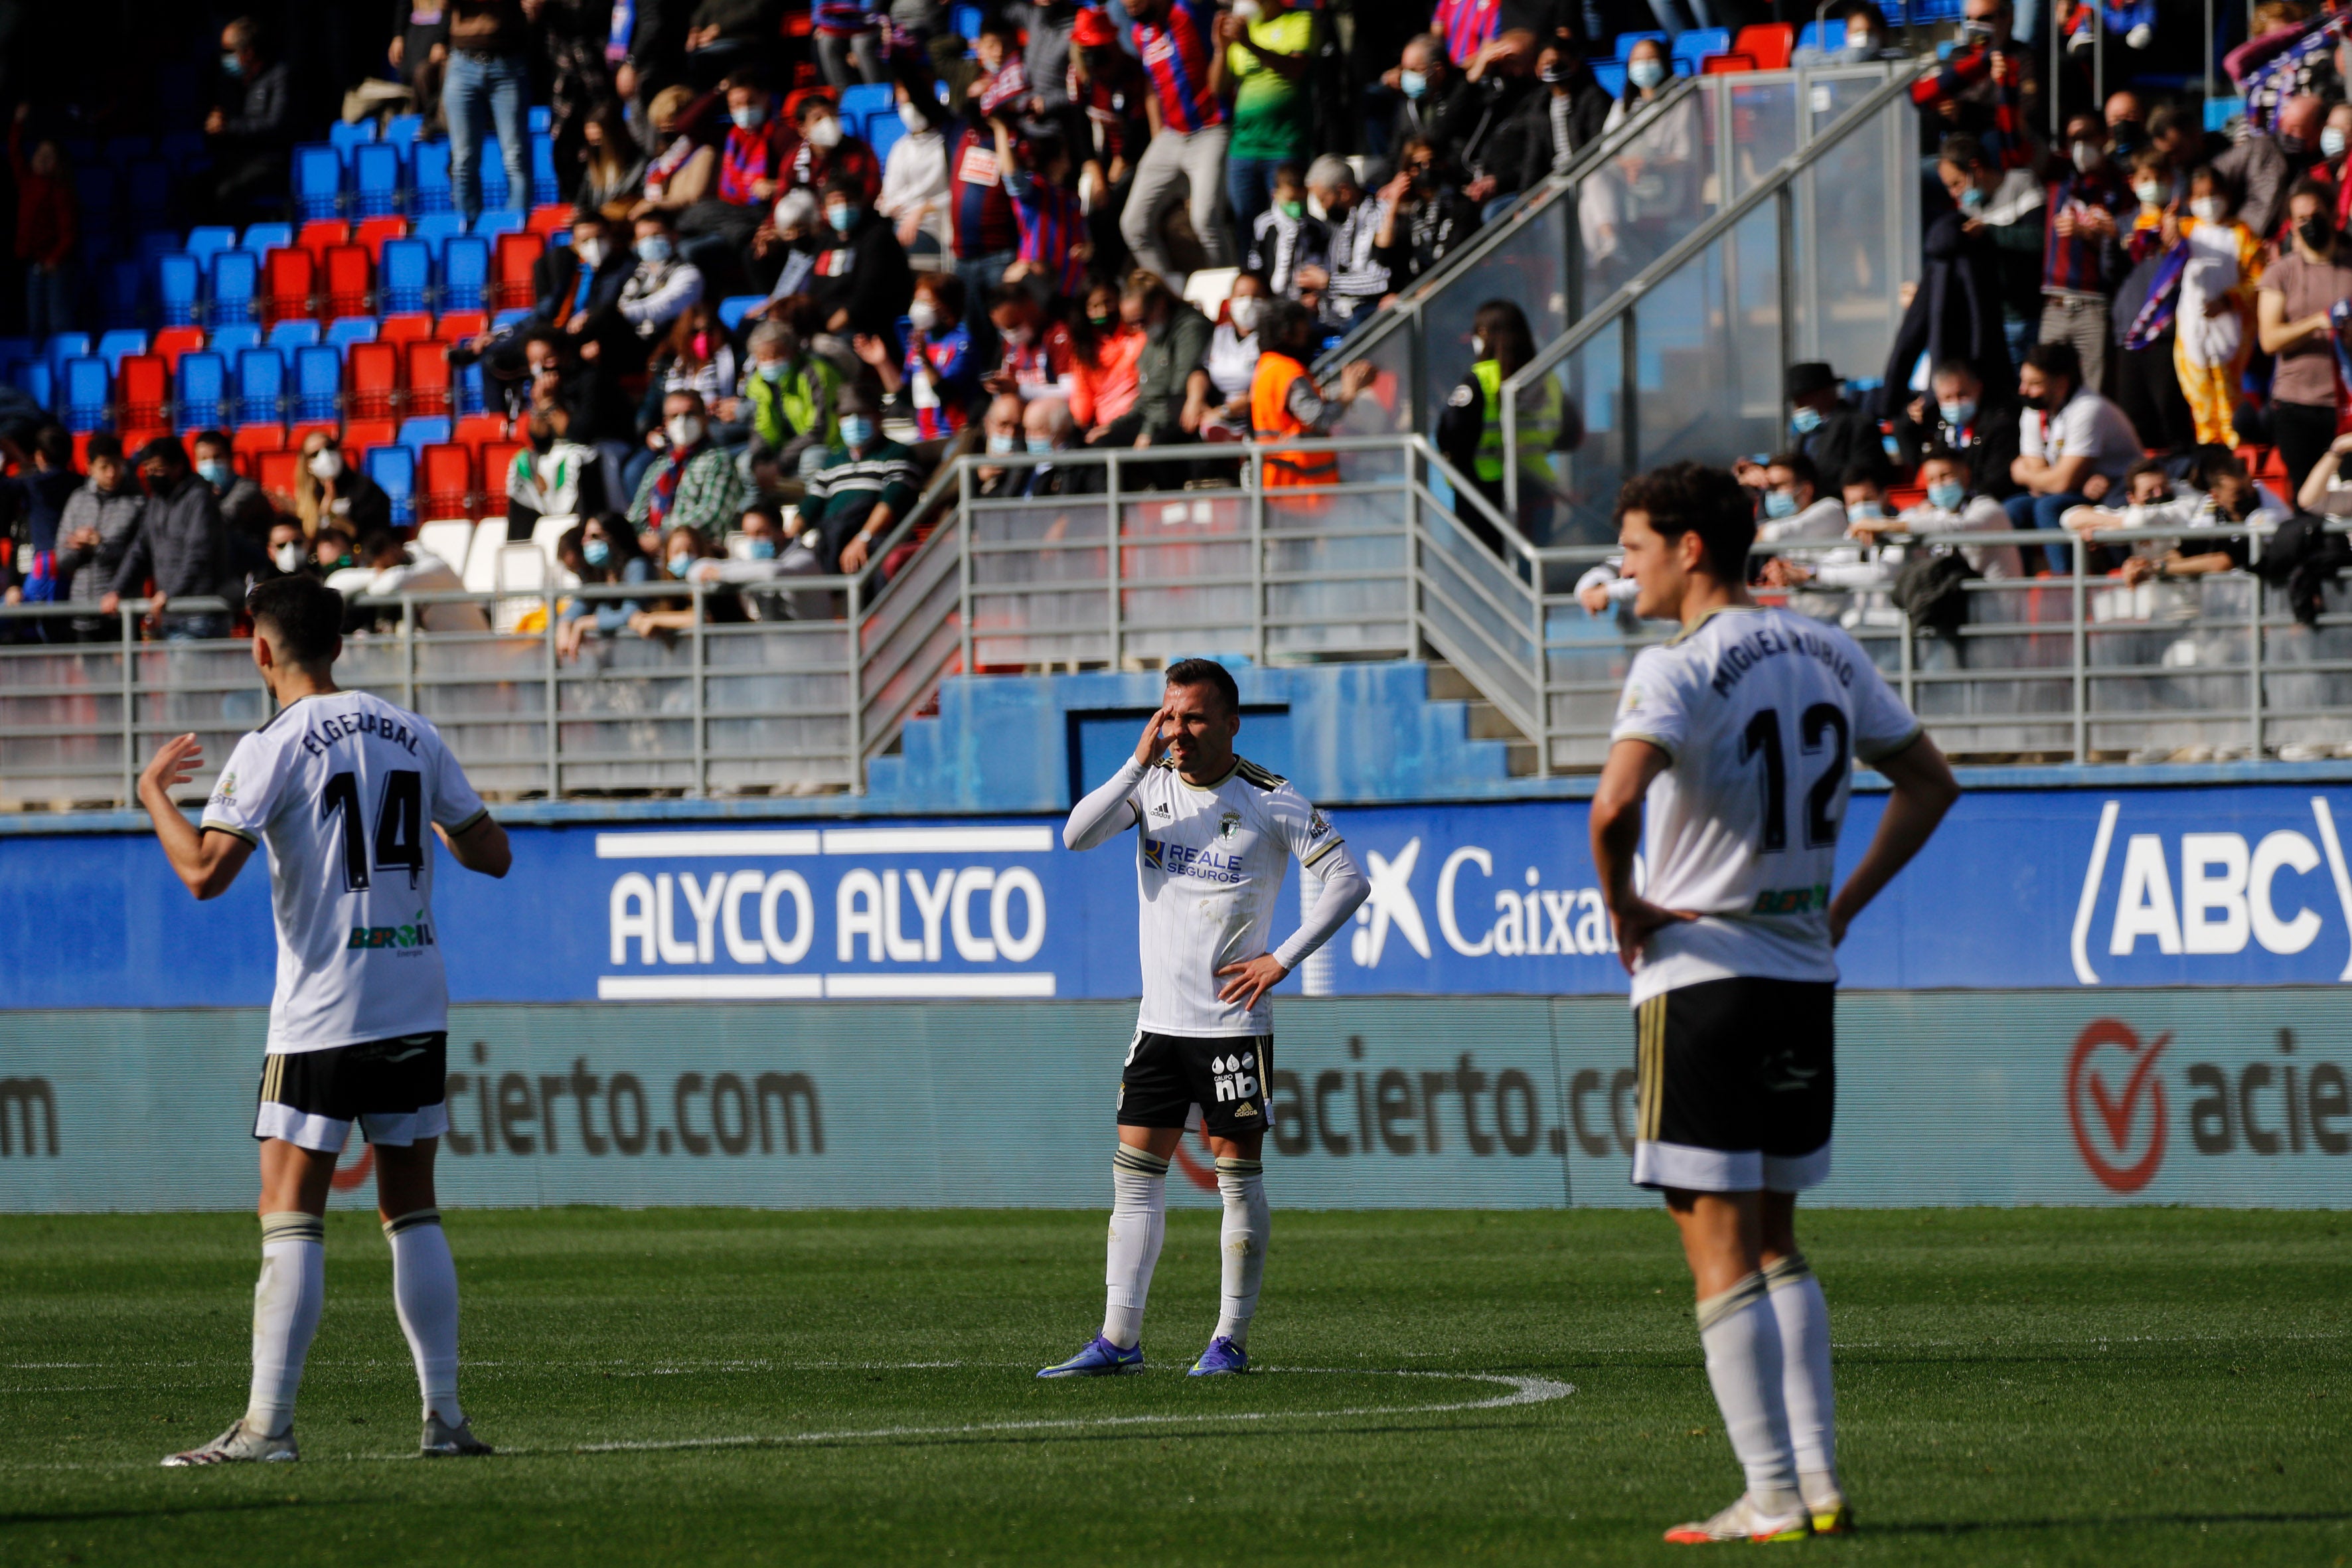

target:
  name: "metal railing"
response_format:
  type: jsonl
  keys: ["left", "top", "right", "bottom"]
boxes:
{"left": 1320, "top": 58, "right": 1917, "bottom": 457}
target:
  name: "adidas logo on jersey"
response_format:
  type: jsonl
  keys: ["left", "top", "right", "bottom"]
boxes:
{"left": 1211, "top": 1052, "right": 1259, "bottom": 1103}
{"left": 1150, "top": 803, "right": 1172, "bottom": 818}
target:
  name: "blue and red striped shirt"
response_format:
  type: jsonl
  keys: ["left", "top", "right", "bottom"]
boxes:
{"left": 1006, "top": 165, "right": 1088, "bottom": 297}
{"left": 1133, "top": 1, "right": 1225, "bottom": 135}
{"left": 949, "top": 128, "right": 1020, "bottom": 260}
{"left": 2043, "top": 169, "right": 2126, "bottom": 296}
{"left": 1431, "top": 0, "right": 1500, "bottom": 68}
{"left": 905, "top": 323, "right": 980, "bottom": 440}
{"left": 719, "top": 113, "right": 789, "bottom": 206}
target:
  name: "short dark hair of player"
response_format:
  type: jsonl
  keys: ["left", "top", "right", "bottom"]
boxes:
{"left": 246, "top": 576, "right": 345, "bottom": 666}
{"left": 1164, "top": 657, "right": 1239, "bottom": 716}
{"left": 1614, "top": 461, "right": 1757, "bottom": 582}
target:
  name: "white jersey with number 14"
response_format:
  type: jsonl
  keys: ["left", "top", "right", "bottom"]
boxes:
{"left": 1608, "top": 605, "right": 1921, "bottom": 1005}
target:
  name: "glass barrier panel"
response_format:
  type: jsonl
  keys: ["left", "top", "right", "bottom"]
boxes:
{"left": 1510, "top": 314, "right": 1624, "bottom": 549}
{"left": 1791, "top": 90, "right": 1913, "bottom": 392}
{"left": 1415, "top": 200, "right": 1574, "bottom": 439}
{"left": 1723, "top": 74, "right": 1798, "bottom": 203}
{"left": 1577, "top": 83, "right": 1718, "bottom": 306}
{"left": 1630, "top": 203, "right": 1784, "bottom": 472}
{"left": 1330, "top": 319, "right": 1418, "bottom": 439}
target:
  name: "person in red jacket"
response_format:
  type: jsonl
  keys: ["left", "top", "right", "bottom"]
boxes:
{"left": 10, "top": 105, "right": 75, "bottom": 339}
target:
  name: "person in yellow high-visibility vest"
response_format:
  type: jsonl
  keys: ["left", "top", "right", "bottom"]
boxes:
{"left": 1438, "top": 299, "right": 1584, "bottom": 554}
{"left": 1249, "top": 300, "right": 1375, "bottom": 488}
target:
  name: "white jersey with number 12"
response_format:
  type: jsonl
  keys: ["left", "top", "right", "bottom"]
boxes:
{"left": 1608, "top": 605, "right": 1921, "bottom": 1005}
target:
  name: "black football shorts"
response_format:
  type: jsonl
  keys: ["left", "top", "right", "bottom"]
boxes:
{"left": 1628, "top": 978, "right": 1834, "bottom": 1194}
{"left": 1117, "top": 1030, "right": 1274, "bottom": 1140}
{"left": 253, "top": 1032, "right": 451, "bottom": 1153}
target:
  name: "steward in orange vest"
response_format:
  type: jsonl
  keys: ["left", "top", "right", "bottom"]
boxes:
{"left": 1249, "top": 301, "right": 1378, "bottom": 487}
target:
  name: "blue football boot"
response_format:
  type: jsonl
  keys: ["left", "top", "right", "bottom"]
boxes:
{"left": 1188, "top": 1336, "right": 1249, "bottom": 1376}
{"left": 1037, "top": 1334, "right": 1146, "bottom": 1377}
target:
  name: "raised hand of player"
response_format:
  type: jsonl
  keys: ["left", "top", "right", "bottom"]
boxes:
{"left": 1215, "top": 953, "right": 1291, "bottom": 1010}
{"left": 1606, "top": 896, "right": 1697, "bottom": 973}
{"left": 1133, "top": 704, "right": 1174, "bottom": 767}
{"left": 137, "top": 733, "right": 205, "bottom": 804}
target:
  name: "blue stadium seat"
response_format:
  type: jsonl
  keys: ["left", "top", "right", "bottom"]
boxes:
{"left": 528, "top": 105, "right": 552, "bottom": 134}
{"left": 1616, "top": 29, "right": 1666, "bottom": 56}
{"left": 354, "top": 142, "right": 404, "bottom": 218}
{"left": 96, "top": 330, "right": 148, "bottom": 375}
{"left": 100, "top": 264, "right": 145, "bottom": 331}
{"left": 325, "top": 316, "right": 379, "bottom": 351}
{"left": 396, "top": 415, "right": 451, "bottom": 454}
{"left": 291, "top": 144, "right": 345, "bottom": 220}
{"left": 530, "top": 133, "right": 558, "bottom": 207}
{"left": 139, "top": 230, "right": 181, "bottom": 273}
{"left": 840, "top": 83, "right": 894, "bottom": 122}
{"left": 159, "top": 130, "right": 207, "bottom": 172}
{"left": 952, "top": 3, "right": 982, "bottom": 41}
{"left": 125, "top": 160, "right": 171, "bottom": 225}
{"left": 412, "top": 211, "right": 467, "bottom": 248}
{"left": 492, "top": 307, "right": 530, "bottom": 331}
{"left": 384, "top": 114, "right": 423, "bottom": 150}
{"left": 472, "top": 209, "right": 524, "bottom": 237}
{"left": 60, "top": 356, "right": 110, "bottom": 432}
{"left": 868, "top": 112, "right": 906, "bottom": 166}
{"left": 74, "top": 167, "right": 117, "bottom": 235}
{"left": 293, "top": 344, "right": 343, "bottom": 422}
{"left": 15, "top": 358, "right": 51, "bottom": 412}
{"left": 370, "top": 443, "right": 417, "bottom": 525}
{"left": 1671, "top": 27, "right": 1729, "bottom": 67}
{"left": 44, "top": 333, "right": 91, "bottom": 380}
{"left": 717, "top": 295, "right": 763, "bottom": 331}
{"left": 234, "top": 347, "right": 285, "bottom": 426}
{"left": 439, "top": 236, "right": 490, "bottom": 312}
{"left": 207, "top": 323, "right": 262, "bottom": 358}
{"left": 412, "top": 139, "right": 453, "bottom": 214}
{"left": 454, "top": 359, "right": 485, "bottom": 416}
{"left": 266, "top": 319, "right": 322, "bottom": 351}
{"left": 380, "top": 238, "right": 431, "bottom": 313}
{"left": 329, "top": 120, "right": 375, "bottom": 159}
{"left": 1591, "top": 60, "right": 1627, "bottom": 96}
{"left": 175, "top": 351, "right": 228, "bottom": 428}
{"left": 241, "top": 222, "right": 294, "bottom": 258}
{"left": 1795, "top": 19, "right": 1846, "bottom": 50}
{"left": 208, "top": 250, "right": 260, "bottom": 325}
{"left": 185, "top": 226, "right": 238, "bottom": 269}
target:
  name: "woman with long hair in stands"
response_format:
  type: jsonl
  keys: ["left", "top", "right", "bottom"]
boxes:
{"left": 576, "top": 99, "right": 647, "bottom": 223}
{"left": 1066, "top": 272, "right": 1146, "bottom": 437}
{"left": 555, "top": 513, "right": 655, "bottom": 660}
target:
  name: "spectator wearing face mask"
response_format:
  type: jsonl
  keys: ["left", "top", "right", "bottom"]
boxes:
{"left": 673, "top": 501, "right": 805, "bottom": 620}
{"left": 880, "top": 84, "right": 953, "bottom": 260}
{"left": 1099, "top": 268, "right": 1215, "bottom": 455}
{"left": 742, "top": 319, "right": 844, "bottom": 483}
{"left": 2009, "top": 338, "right": 2142, "bottom": 571}
{"left": 752, "top": 189, "right": 828, "bottom": 301}
{"left": 1120, "top": 0, "right": 1237, "bottom": 281}
{"left": 2312, "top": 102, "right": 2352, "bottom": 226}
{"left": 1776, "top": 362, "right": 1891, "bottom": 489}
{"left": 999, "top": 123, "right": 1092, "bottom": 301}
{"left": 856, "top": 272, "right": 982, "bottom": 445}
{"left": 1018, "top": 397, "right": 1104, "bottom": 494}
{"left": 616, "top": 212, "right": 708, "bottom": 367}
{"left": 294, "top": 432, "right": 392, "bottom": 538}
{"left": 2112, "top": 146, "right": 2201, "bottom": 455}
{"left": 1886, "top": 447, "right": 2027, "bottom": 581}
{"left": 58, "top": 433, "right": 145, "bottom": 641}
{"left": 1910, "top": 0, "right": 2041, "bottom": 172}
{"left": 1298, "top": 156, "right": 1391, "bottom": 331}
{"left": 1581, "top": 39, "right": 1701, "bottom": 281}
{"left": 805, "top": 384, "right": 925, "bottom": 573}
{"left": 2171, "top": 164, "right": 2264, "bottom": 448}
{"left": 635, "top": 86, "right": 719, "bottom": 218}
{"left": 1249, "top": 298, "right": 1377, "bottom": 487}
{"left": 1245, "top": 163, "right": 1330, "bottom": 299}
{"left": 1894, "top": 360, "right": 2023, "bottom": 502}
{"left": 1938, "top": 133, "right": 2046, "bottom": 372}
{"left": 260, "top": 518, "right": 317, "bottom": 586}
{"left": 1383, "top": 35, "right": 1455, "bottom": 159}
{"left": 506, "top": 412, "right": 608, "bottom": 538}
{"left": 1478, "top": 34, "right": 1612, "bottom": 217}
{"left": 1436, "top": 298, "right": 1569, "bottom": 551}
{"left": 102, "top": 439, "right": 232, "bottom": 641}
{"left": 675, "top": 72, "right": 793, "bottom": 291}
{"left": 0, "top": 423, "right": 79, "bottom": 624}
{"left": 983, "top": 284, "right": 1082, "bottom": 405}
{"left": 1201, "top": 273, "right": 1265, "bottom": 437}
{"left": 1373, "top": 136, "right": 1482, "bottom": 294}
{"left": 2258, "top": 177, "right": 2352, "bottom": 495}
{"left": 2042, "top": 115, "right": 2130, "bottom": 394}
{"left": 629, "top": 390, "right": 748, "bottom": 536}
{"left": 643, "top": 301, "right": 743, "bottom": 441}
{"left": 974, "top": 392, "right": 1034, "bottom": 496}
{"left": 792, "top": 92, "right": 885, "bottom": 206}
{"left": 1795, "top": 1, "right": 1907, "bottom": 63}
{"left": 539, "top": 213, "right": 634, "bottom": 335}
{"left": 947, "top": 81, "right": 1026, "bottom": 315}
{"left": 189, "top": 430, "right": 275, "bottom": 547}
{"left": 1753, "top": 452, "right": 1848, "bottom": 544}
{"left": 1069, "top": 274, "right": 1148, "bottom": 432}
{"left": 204, "top": 17, "right": 296, "bottom": 220}
{"left": 555, "top": 515, "right": 655, "bottom": 659}
{"left": 2112, "top": 446, "right": 2278, "bottom": 588}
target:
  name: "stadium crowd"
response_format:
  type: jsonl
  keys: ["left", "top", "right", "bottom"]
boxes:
{"left": 1, "top": 0, "right": 2346, "bottom": 674}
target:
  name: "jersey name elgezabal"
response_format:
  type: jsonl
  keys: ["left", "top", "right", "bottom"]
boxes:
{"left": 201, "top": 691, "right": 487, "bottom": 1054}
{"left": 1119, "top": 757, "right": 1342, "bottom": 1036}
{"left": 1609, "top": 605, "right": 1921, "bottom": 1005}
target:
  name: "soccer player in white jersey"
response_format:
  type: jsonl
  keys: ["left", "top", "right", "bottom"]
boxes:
{"left": 137, "top": 576, "right": 512, "bottom": 1466}
{"left": 1042, "top": 658, "right": 1369, "bottom": 1377}
{"left": 1587, "top": 463, "right": 1959, "bottom": 1543}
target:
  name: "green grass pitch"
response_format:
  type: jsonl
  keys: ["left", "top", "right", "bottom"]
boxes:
{"left": 2, "top": 1207, "right": 2347, "bottom": 1565}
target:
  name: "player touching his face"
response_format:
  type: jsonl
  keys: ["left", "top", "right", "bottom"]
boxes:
{"left": 1042, "top": 658, "right": 1368, "bottom": 1379}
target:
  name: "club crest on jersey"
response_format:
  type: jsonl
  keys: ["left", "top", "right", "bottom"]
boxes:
{"left": 1218, "top": 811, "right": 1241, "bottom": 840}
{"left": 1211, "top": 1052, "right": 1259, "bottom": 1103}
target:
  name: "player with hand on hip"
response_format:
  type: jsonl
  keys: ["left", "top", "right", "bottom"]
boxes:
{"left": 1042, "top": 658, "right": 1368, "bottom": 1379}
{"left": 139, "top": 576, "right": 512, "bottom": 1466}
{"left": 1587, "top": 464, "right": 1958, "bottom": 1543}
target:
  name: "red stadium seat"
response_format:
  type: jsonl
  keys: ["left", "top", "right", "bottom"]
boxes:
{"left": 354, "top": 214, "right": 410, "bottom": 261}
{"left": 479, "top": 440, "right": 522, "bottom": 514}
{"left": 420, "top": 442, "right": 475, "bottom": 520}
{"left": 378, "top": 312, "right": 435, "bottom": 345}
{"left": 262, "top": 247, "right": 317, "bottom": 324}
{"left": 452, "top": 414, "right": 509, "bottom": 452}
{"left": 493, "top": 231, "right": 544, "bottom": 311}
{"left": 232, "top": 424, "right": 288, "bottom": 472}
{"left": 435, "top": 309, "right": 487, "bottom": 341}
{"left": 528, "top": 203, "right": 574, "bottom": 237}
{"left": 349, "top": 341, "right": 402, "bottom": 419}
{"left": 1733, "top": 22, "right": 1792, "bottom": 68}
{"left": 342, "top": 417, "right": 397, "bottom": 459}
{"left": 323, "top": 244, "right": 372, "bottom": 319}
{"left": 152, "top": 325, "right": 204, "bottom": 371}
{"left": 256, "top": 447, "right": 301, "bottom": 505}
{"left": 404, "top": 340, "right": 452, "bottom": 416}
{"left": 117, "top": 354, "right": 169, "bottom": 430}
{"left": 297, "top": 220, "right": 351, "bottom": 263}
{"left": 1702, "top": 51, "right": 1756, "bottom": 73}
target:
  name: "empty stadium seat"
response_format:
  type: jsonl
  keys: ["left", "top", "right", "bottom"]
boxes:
{"left": 118, "top": 353, "right": 169, "bottom": 429}
{"left": 74, "top": 166, "right": 117, "bottom": 237}
{"left": 412, "top": 139, "right": 452, "bottom": 214}
{"left": 412, "top": 211, "right": 467, "bottom": 252}
{"left": 98, "top": 262, "right": 143, "bottom": 330}
{"left": 209, "top": 250, "right": 260, "bottom": 325}
{"left": 473, "top": 208, "right": 524, "bottom": 237}
{"left": 354, "top": 213, "right": 410, "bottom": 260}
{"left": 453, "top": 413, "right": 507, "bottom": 450}
{"left": 480, "top": 440, "right": 522, "bottom": 512}
{"left": 435, "top": 309, "right": 487, "bottom": 341}
{"left": 208, "top": 323, "right": 262, "bottom": 357}
{"left": 262, "top": 247, "right": 315, "bottom": 323}
{"left": 440, "top": 236, "right": 490, "bottom": 313}
{"left": 266, "top": 319, "right": 322, "bottom": 351}
{"left": 60, "top": 356, "right": 109, "bottom": 432}
{"left": 717, "top": 295, "right": 764, "bottom": 331}
{"left": 479, "top": 141, "right": 510, "bottom": 210}
{"left": 230, "top": 423, "right": 287, "bottom": 465}
{"left": 242, "top": 222, "right": 294, "bottom": 258}
{"left": 1794, "top": 19, "right": 1845, "bottom": 52}
{"left": 405, "top": 340, "right": 452, "bottom": 415}
{"left": 380, "top": 238, "right": 431, "bottom": 313}
{"left": 1733, "top": 23, "right": 1792, "bottom": 67}
{"left": 234, "top": 347, "right": 285, "bottom": 426}
{"left": 459, "top": 518, "right": 508, "bottom": 590}
{"left": 527, "top": 203, "right": 574, "bottom": 237}
{"left": 14, "top": 358, "right": 50, "bottom": 412}
{"left": 378, "top": 312, "right": 435, "bottom": 345}
{"left": 185, "top": 226, "right": 238, "bottom": 268}
{"left": 328, "top": 119, "right": 374, "bottom": 159}
{"left": 349, "top": 340, "right": 402, "bottom": 418}
{"left": 530, "top": 134, "right": 558, "bottom": 206}
{"left": 454, "top": 360, "right": 487, "bottom": 416}
{"left": 868, "top": 112, "right": 906, "bottom": 166}
{"left": 416, "top": 518, "right": 478, "bottom": 574}
{"left": 342, "top": 417, "right": 397, "bottom": 459}
{"left": 293, "top": 344, "right": 342, "bottom": 422}
{"left": 528, "top": 105, "right": 551, "bottom": 133}
{"left": 124, "top": 161, "right": 171, "bottom": 229}
{"left": 493, "top": 231, "right": 542, "bottom": 310}
{"left": 491, "top": 307, "right": 530, "bottom": 331}
{"left": 1702, "top": 51, "right": 1757, "bottom": 72}
{"left": 349, "top": 140, "right": 401, "bottom": 221}
{"left": 104, "top": 134, "right": 151, "bottom": 167}
{"left": 384, "top": 114, "right": 424, "bottom": 150}
{"left": 323, "top": 243, "right": 372, "bottom": 318}
{"left": 370, "top": 442, "right": 419, "bottom": 524}
{"left": 420, "top": 442, "right": 474, "bottom": 519}
{"left": 326, "top": 315, "right": 378, "bottom": 352}
{"left": 151, "top": 326, "right": 204, "bottom": 370}
{"left": 296, "top": 220, "right": 350, "bottom": 262}
{"left": 44, "top": 333, "right": 91, "bottom": 378}
{"left": 291, "top": 144, "right": 344, "bottom": 219}
{"left": 95, "top": 330, "right": 147, "bottom": 374}
{"left": 1672, "top": 27, "right": 1729, "bottom": 68}
{"left": 156, "top": 254, "right": 201, "bottom": 326}
{"left": 1591, "top": 61, "right": 1627, "bottom": 96}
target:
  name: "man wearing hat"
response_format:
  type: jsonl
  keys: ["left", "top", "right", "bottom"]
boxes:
{"left": 1782, "top": 362, "right": 1891, "bottom": 489}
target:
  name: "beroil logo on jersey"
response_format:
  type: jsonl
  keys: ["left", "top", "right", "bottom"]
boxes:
{"left": 2065, "top": 1018, "right": 2352, "bottom": 1192}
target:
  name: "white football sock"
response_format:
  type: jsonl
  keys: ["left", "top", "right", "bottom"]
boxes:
{"left": 1101, "top": 1145, "right": 1168, "bottom": 1350}
{"left": 246, "top": 1212, "right": 325, "bottom": 1437}
{"left": 1212, "top": 1156, "right": 1267, "bottom": 1348}
{"left": 1695, "top": 1271, "right": 1800, "bottom": 1514}
{"left": 386, "top": 1209, "right": 463, "bottom": 1425}
{"left": 1765, "top": 1253, "right": 1838, "bottom": 1496}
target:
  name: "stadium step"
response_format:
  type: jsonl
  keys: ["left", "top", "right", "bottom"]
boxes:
{"left": 1426, "top": 663, "right": 1540, "bottom": 777}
